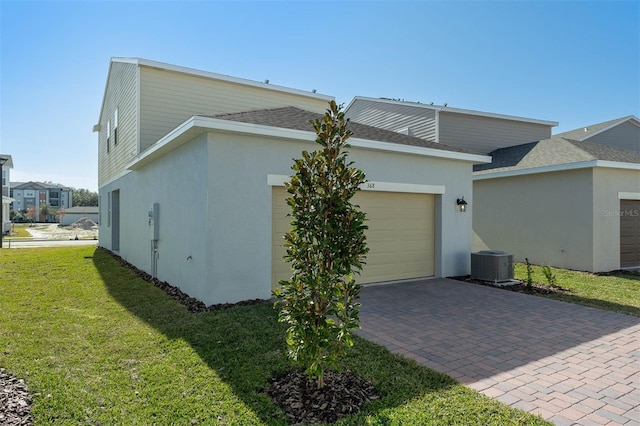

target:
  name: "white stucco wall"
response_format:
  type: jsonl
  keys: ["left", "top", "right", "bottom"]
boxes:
{"left": 592, "top": 167, "right": 640, "bottom": 271}
{"left": 473, "top": 168, "right": 595, "bottom": 271}
{"left": 100, "top": 130, "right": 477, "bottom": 305}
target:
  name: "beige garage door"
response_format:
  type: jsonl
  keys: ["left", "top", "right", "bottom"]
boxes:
{"left": 272, "top": 187, "right": 435, "bottom": 289}
{"left": 620, "top": 200, "right": 640, "bottom": 268}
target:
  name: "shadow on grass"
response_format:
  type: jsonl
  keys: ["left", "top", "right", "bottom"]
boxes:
{"left": 92, "top": 248, "right": 463, "bottom": 425}
{"left": 543, "top": 292, "right": 640, "bottom": 317}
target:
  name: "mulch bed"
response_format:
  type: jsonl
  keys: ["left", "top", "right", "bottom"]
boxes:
{"left": 0, "top": 368, "right": 33, "bottom": 426}
{"left": 449, "top": 275, "right": 570, "bottom": 295}
{"left": 267, "top": 369, "right": 380, "bottom": 425}
{"left": 101, "top": 248, "right": 269, "bottom": 313}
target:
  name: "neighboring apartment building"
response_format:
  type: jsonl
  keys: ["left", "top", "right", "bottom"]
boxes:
{"left": 95, "top": 58, "right": 488, "bottom": 305}
{"left": 1, "top": 154, "right": 14, "bottom": 234}
{"left": 10, "top": 181, "right": 73, "bottom": 221}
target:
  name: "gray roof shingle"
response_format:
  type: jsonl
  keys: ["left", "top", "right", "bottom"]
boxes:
{"left": 474, "top": 137, "right": 640, "bottom": 174}
{"left": 554, "top": 115, "right": 637, "bottom": 141}
{"left": 200, "top": 106, "right": 480, "bottom": 155}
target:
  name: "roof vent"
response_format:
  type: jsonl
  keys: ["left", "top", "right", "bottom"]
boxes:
{"left": 471, "top": 251, "right": 514, "bottom": 283}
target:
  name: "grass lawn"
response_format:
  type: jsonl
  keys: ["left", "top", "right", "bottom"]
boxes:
{"left": 5, "top": 222, "right": 32, "bottom": 238}
{"left": 514, "top": 263, "right": 640, "bottom": 317}
{"left": 0, "top": 246, "right": 549, "bottom": 425}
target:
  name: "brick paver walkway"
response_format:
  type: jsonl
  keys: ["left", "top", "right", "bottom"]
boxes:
{"left": 357, "top": 278, "right": 640, "bottom": 425}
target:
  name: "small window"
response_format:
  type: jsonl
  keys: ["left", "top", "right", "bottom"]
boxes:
{"left": 106, "top": 120, "right": 111, "bottom": 153}
{"left": 113, "top": 108, "right": 119, "bottom": 146}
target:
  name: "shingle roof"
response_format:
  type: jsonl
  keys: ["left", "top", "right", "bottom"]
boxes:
{"left": 474, "top": 137, "right": 640, "bottom": 174}
{"left": 201, "top": 106, "right": 480, "bottom": 155}
{"left": 10, "top": 181, "right": 71, "bottom": 190}
{"left": 554, "top": 115, "right": 639, "bottom": 141}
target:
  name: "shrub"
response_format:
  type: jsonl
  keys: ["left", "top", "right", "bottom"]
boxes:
{"left": 273, "top": 101, "right": 368, "bottom": 389}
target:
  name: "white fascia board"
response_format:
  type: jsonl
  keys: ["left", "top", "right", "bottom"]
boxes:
{"left": 595, "top": 160, "right": 640, "bottom": 171}
{"left": 473, "top": 161, "right": 598, "bottom": 180}
{"left": 267, "top": 174, "right": 445, "bottom": 194}
{"left": 113, "top": 57, "right": 333, "bottom": 101}
{"left": 619, "top": 192, "right": 640, "bottom": 200}
{"left": 474, "top": 160, "right": 640, "bottom": 180}
{"left": 348, "top": 137, "right": 491, "bottom": 164}
{"left": 128, "top": 116, "right": 490, "bottom": 170}
{"left": 348, "top": 96, "right": 558, "bottom": 127}
{"left": 577, "top": 116, "right": 640, "bottom": 141}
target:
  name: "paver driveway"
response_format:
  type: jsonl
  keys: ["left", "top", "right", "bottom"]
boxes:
{"left": 357, "top": 278, "right": 640, "bottom": 425}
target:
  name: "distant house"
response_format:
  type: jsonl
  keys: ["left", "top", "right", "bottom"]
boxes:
{"left": 94, "top": 58, "right": 489, "bottom": 305}
{"left": 59, "top": 206, "right": 99, "bottom": 226}
{"left": 473, "top": 117, "right": 640, "bottom": 271}
{"left": 10, "top": 181, "right": 73, "bottom": 221}
{"left": 1, "top": 154, "right": 13, "bottom": 234}
{"left": 345, "top": 96, "right": 558, "bottom": 154}
{"left": 345, "top": 98, "right": 640, "bottom": 272}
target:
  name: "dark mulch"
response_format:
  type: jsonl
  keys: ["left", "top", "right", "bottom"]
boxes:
{"left": 0, "top": 368, "right": 32, "bottom": 426}
{"left": 449, "top": 275, "right": 570, "bottom": 295}
{"left": 267, "top": 369, "right": 380, "bottom": 425}
{"left": 101, "top": 248, "right": 269, "bottom": 313}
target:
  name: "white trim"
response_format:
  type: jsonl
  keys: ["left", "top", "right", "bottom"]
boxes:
{"left": 347, "top": 96, "right": 558, "bottom": 127}
{"left": 267, "top": 175, "right": 289, "bottom": 187}
{"left": 619, "top": 192, "right": 640, "bottom": 200}
{"left": 596, "top": 161, "right": 640, "bottom": 171}
{"left": 112, "top": 57, "right": 333, "bottom": 101}
{"left": 267, "top": 174, "right": 445, "bottom": 194}
{"left": 576, "top": 116, "right": 640, "bottom": 141}
{"left": 127, "top": 115, "right": 491, "bottom": 171}
{"left": 348, "top": 137, "right": 490, "bottom": 163}
{"left": 474, "top": 160, "right": 640, "bottom": 180}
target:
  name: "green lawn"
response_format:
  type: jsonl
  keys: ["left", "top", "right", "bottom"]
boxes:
{"left": 514, "top": 263, "right": 640, "bottom": 317}
{"left": 0, "top": 246, "right": 549, "bottom": 425}
{"left": 5, "top": 222, "right": 32, "bottom": 238}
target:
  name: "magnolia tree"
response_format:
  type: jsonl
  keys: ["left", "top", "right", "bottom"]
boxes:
{"left": 273, "top": 101, "right": 368, "bottom": 389}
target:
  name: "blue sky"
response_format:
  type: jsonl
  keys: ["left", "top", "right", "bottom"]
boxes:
{"left": 1, "top": 0, "right": 638, "bottom": 192}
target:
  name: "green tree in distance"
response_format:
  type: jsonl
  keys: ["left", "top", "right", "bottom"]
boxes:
{"left": 273, "top": 101, "right": 368, "bottom": 389}
{"left": 72, "top": 188, "right": 98, "bottom": 206}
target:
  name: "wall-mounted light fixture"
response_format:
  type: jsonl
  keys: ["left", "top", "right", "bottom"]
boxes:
{"left": 456, "top": 197, "right": 468, "bottom": 213}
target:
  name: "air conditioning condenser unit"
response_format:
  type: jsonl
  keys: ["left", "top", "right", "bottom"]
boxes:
{"left": 471, "top": 251, "right": 514, "bottom": 283}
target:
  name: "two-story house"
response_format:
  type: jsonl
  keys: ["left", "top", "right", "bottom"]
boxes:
{"left": 94, "top": 58, "right": 489, "bottom": 306}
{"left": 345, "top": 97, "right": 640, "bottom": 272}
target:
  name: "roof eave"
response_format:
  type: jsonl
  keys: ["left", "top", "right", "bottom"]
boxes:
{"left": 347, "top": 96, "right": 558, "bottom": 127}
{"left": 127, "top": 116, "right": 491, "bottom": 170}
{"left": 576, "top": 115, "right": 640, "bottom": 141}
{"left": 474, "top": 160, "right": 640, "bottom": 180}
{"left": 112, "top": 57, "right": 334, "bottom": 101}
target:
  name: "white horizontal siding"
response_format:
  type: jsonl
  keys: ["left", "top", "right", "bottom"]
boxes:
{"left": 439, "top": 112, "right": 551, "bottom": 154}
{"left": 346, "top": 98, "right": 437, "bottom": 141}
{"left": 98, "top": 62, "right": 138, "bottom": 186}
{"left": 586, "top": 122, "right": 640, "bottom": 152}
{"left": 139, "top": 67, "right": 329, "bottom": 152}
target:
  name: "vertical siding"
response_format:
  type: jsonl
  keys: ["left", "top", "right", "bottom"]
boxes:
{"left": 138, "top": 67, "right": 330, "bottom": 152}
{"left": 439, "top": 112, "right": 551, "bottom": 154}
{"left": 98, "top": 62, "right": 138, "bottom": 186}
{"left": 345, "top": 99, "right": 437, "bottom": 141}
{"left": 585, "top": 122, "right": 640, "bottom": 152}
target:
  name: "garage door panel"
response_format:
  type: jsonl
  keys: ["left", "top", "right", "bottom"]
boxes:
{"left": 272, "top": 188, "right": 435, "bottom": 289}
{"left": 620, "top": 200, "right": 640, "bottom": 268}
